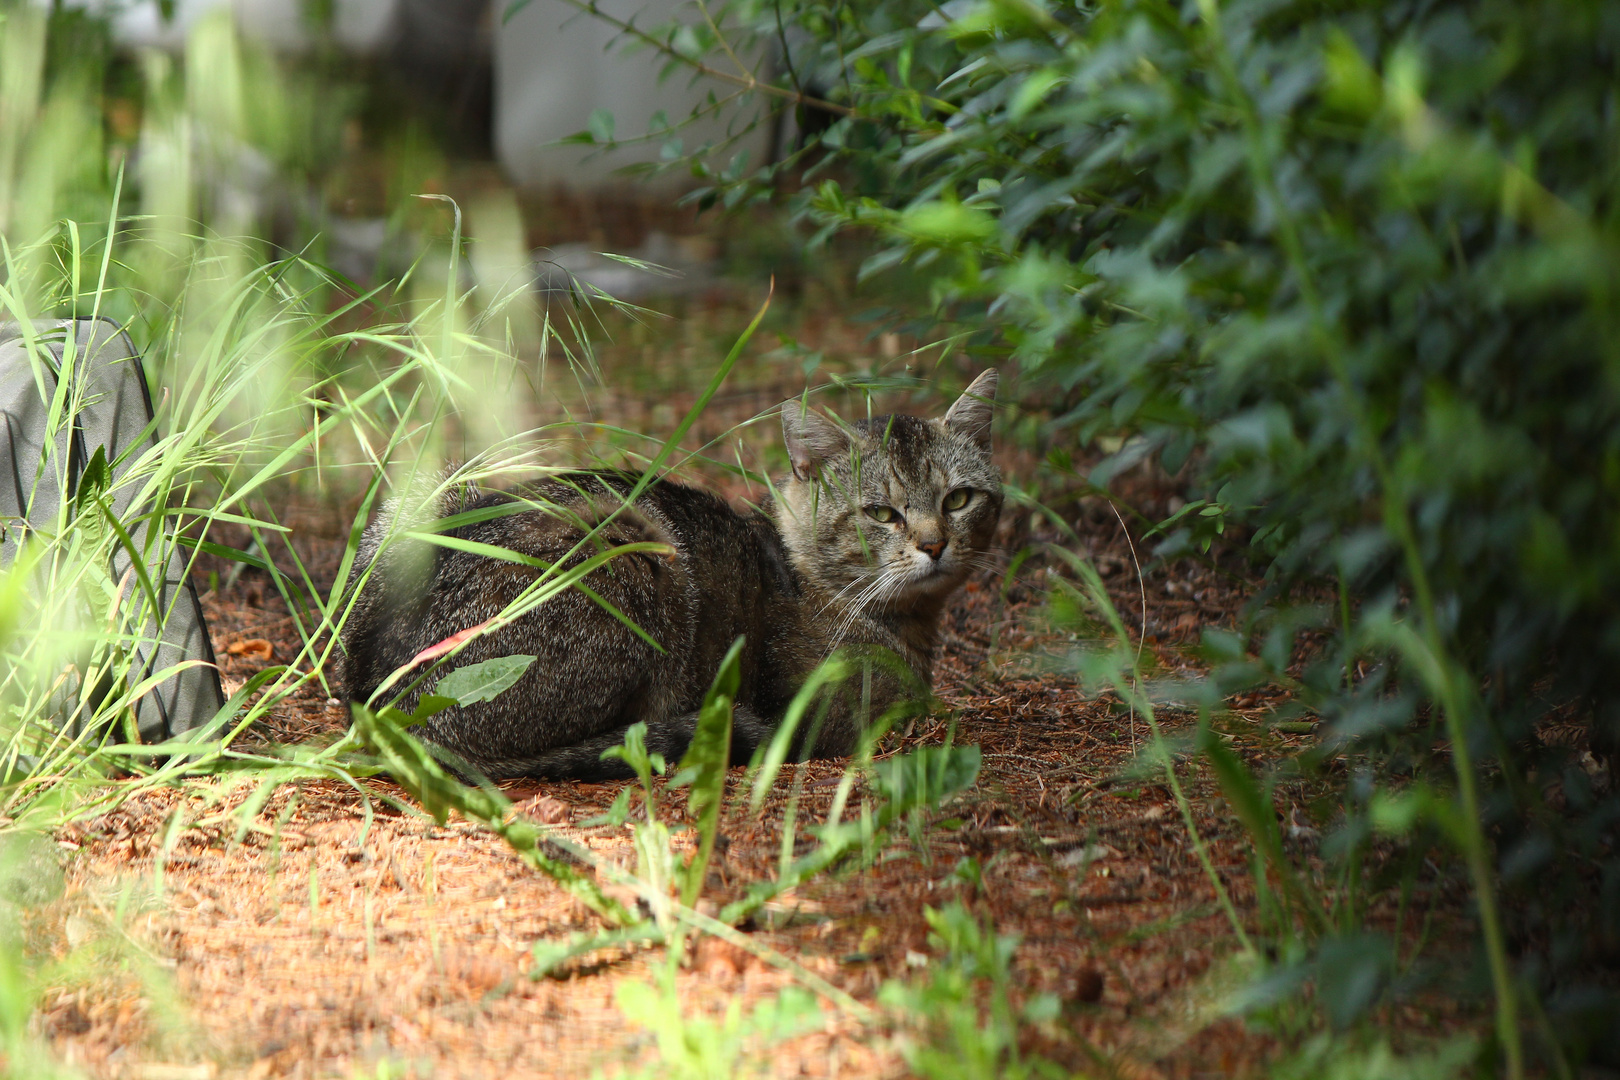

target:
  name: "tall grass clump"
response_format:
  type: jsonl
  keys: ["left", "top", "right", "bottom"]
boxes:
{"left": 0, "top": 8, "right": 583, "bottom": 1060}
{"left": 577, "top": 0, "right": 1620, "bottom": 1072}
{"left": 0, "top": 0, "right": 574, "bottom": 827}
{"left": 0, "top": 132, "right": 446, "bottom": 1080}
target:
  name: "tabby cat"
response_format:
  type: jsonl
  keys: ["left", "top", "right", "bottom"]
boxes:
{"left": 340, "top": 369, "right": 1001, "bottom": 779}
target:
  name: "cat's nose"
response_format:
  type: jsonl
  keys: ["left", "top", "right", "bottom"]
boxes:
{"left": 917, "top": 538, "right": 947, "bottom": 561}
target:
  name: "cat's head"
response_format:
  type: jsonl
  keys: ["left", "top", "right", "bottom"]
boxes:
{"left": 775, "top": 370, "right": 1003, "bottom": 610}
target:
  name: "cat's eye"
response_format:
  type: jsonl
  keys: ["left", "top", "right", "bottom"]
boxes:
{"left": 942, "top": 488, "right": 973, "bottom": 512}
{"left": 865, "top": 505, "right": 901, "bottom": 524}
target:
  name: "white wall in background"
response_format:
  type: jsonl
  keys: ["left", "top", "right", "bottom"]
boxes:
{"left": 493, "top": 0, "right": 772, "bottom": 190}
{"left": 54, "top": 0, "right": 775, "bottom": 192}
{"left": 62, "top": 0, "right": 399, "bottom": 53}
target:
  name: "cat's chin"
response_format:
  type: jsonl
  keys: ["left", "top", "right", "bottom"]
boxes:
{"left": 888, "top": 563, "right": 968, "bottom": 605}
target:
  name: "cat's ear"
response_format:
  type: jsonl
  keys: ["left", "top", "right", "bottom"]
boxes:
{"left": 942, "top": 369, "right": 998, "bottom": 450}
{"left": 781, "top": 399, "right": 850, "bottom": 481}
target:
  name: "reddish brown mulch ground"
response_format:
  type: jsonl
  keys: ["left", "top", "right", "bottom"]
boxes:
{"left": 35, "top": 530, "right": 1311, "bottom": 1080}
{"left": 26, "top": 332, "right": 1476, "bottom": 1079}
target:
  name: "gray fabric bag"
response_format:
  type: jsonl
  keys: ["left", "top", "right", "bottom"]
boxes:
{"left": 0, "top": 318, "right": 224, "bottom": 744}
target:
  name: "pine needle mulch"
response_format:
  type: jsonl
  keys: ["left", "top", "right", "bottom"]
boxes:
{"left": 28, "top": 350, "right": 1474, "bottom": 1079}
{"left": 33, "top": 542, "right": 1327, "bottom": 1080}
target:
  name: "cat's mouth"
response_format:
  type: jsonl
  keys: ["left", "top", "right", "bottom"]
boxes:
{"left": 891, "top": 557, "right": 964, "bottom": 596}
{"left": 833, "top": 557, "right": 965, "bottom": 613}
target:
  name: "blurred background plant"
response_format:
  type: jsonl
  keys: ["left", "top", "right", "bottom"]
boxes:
{"left": 0, "top": 7, "right": 628, "bottom": 1074}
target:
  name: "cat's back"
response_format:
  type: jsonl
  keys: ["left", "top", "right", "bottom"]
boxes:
{"left": 554, "top": 473, "right": 802, "bottom": 695}
{"left": 341, "top": 470, "right": 797, "bottom": 714}
{"left": 506, "top": 470, "right": 790, "bottom": 587}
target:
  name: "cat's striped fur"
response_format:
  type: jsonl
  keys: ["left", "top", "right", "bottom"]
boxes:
{"left": 339, "top": 370, "right": 1001, "bottom": 779}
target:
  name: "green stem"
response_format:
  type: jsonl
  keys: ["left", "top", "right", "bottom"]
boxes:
{"left": 1135, "top": 688, "right": 1253, "bottom": 954}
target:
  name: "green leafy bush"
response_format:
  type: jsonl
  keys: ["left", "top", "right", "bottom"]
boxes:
{"left": 582, "top": 0, "right": 1620, "bottom": 1069}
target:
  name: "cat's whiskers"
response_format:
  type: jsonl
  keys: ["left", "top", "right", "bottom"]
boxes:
{"left": 827, "top": 567, "right": 907, "bottom": 647}
{"left": 951, "top": 554, "right": 1005, "bottom": 576}
{"left": 817, "top": 567, "right": 885, "bottom": 619}
{"left": 839, "top": 569, "right": 898, "bottom": 620}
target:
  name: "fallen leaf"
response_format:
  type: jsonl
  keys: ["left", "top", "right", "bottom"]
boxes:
{"left": 226, "top": 638, "right": 273, "bottom": 661}
{"left": 523, "top": 795, "right": 571, "bottom": 824}
{"left": 445, "top": 951, "right": 506, "bottom": 994}
{"left": 1057, "top": 842, "right": 1121, "bottom": 868}
{"left": 690, "top": 937, "right": 751, "bottom": 979}
{"left": 64, "top": 913, "right": 95, "bottom": 949}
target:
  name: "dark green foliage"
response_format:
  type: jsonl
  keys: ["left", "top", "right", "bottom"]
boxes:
{"left": 600, "top": 0, "right": 1620, "bottom": 1064}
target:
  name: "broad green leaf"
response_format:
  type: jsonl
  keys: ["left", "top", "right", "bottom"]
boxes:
{"left": 1315, "top": 933, "right": 1395, "bottom": 1031}
{"left": 872, "top": 743, "right": 981, "bottom": 815}
{"left": 433, "top": 654, "right": 536, "bottom": 706}
{"left": 1009, "top": 69, "right": 1066, "bottom": 120}
{"left": 581, "top": 787, "right": 633, "bottom": 828}
{"left": 413, "top": 694, "right": 457, "bottom": 720}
